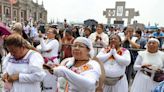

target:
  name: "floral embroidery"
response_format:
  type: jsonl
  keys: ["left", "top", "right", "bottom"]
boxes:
{"left": 82, "top": 65, "right": 89, "bottom": 71}
{"left": 71, "top": 64, "right": 93, "bottom": 74}
{"left": 81, "top": 64, "right": 93, "bottom": 72}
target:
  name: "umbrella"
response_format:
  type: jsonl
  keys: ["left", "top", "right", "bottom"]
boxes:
{"left": 0, "top": 22, "right": 11, "bottom": 35}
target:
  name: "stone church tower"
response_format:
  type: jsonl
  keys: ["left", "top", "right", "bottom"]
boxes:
{"left": 0, "top": 0, "right": 47, "bottom": 24}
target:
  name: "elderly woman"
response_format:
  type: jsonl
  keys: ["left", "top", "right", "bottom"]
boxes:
{"left": 131, "top": 38, "right": 164, "bottom": 92}
{"left": 36, "top": 27, "right": 59, "bottom": 92}
{"left": 54, "top": 37, "right": 101, "bottom": 92}
{"left": 96, "top": 34, "right": 131, "bottom": 92}
{"left": 2, "top": 33, "right": 46, "bottom": 92}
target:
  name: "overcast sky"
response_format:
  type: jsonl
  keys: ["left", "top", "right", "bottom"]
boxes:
{"left": 34, "top": 0, "right": 164, "bottom": 26}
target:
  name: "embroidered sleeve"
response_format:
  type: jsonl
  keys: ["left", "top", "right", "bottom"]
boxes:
{"left": 96, "top": 48, "right": 112, "bottom": 63}
{"left": 53, "top": 65, "right": 99, "bottom": 90}
{"left": 113, "top": 49, "right": 131, "bottom": 66}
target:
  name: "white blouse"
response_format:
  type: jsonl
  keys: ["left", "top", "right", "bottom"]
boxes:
{"left": 37, "top": 38, "right": 59, "bottom": 57}
{"left": 37, "top": 38, "right": 59, "bottom": 64}
{"left": 97, "top": 48, "right": 131, "bottom": 77}
{"left": 54, "top": 57, "right": 101, "bottom": 92}
{"left": 89, "top": 32, "right": 109, "bottom": 47}
{"left": 134, "top": 50, "right": 164, "bottom": 71}
{"left": 2, "top": 50, "right": 46, "bottom": 92}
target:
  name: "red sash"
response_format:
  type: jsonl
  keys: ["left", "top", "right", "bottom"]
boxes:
{"left": 44, "top": 56, "right": 58, "bottom": 63}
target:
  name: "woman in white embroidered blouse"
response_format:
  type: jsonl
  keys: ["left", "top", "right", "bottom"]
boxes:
{"left": 2, "top": 33, "right": 46, "bottom": 92}
{"left": 37, "top": 27, "right": 59, "bottom": 65}
{"left": 36, "top": 27, "right": 60, "bottom": 92}
{"left": 53, "top": 37, "right": 101, "bottom": 92}
{"left": 131, "top": 38, "right": 164, "bottom": 92}
{"left": 96, "top": 34, "right": 131, "bottom": 92}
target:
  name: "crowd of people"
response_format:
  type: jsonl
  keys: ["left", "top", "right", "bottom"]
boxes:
{"left": 0, "top": 20, "right": 163, "bottom": 92}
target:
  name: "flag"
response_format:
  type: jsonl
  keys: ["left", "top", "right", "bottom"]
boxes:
{"left": 9, "top": 0, "right": 17, "bottom": 4}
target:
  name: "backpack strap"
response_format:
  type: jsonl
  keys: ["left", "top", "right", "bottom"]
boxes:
{"left": 92, "top": 57, "right": 105, "bottom": 92}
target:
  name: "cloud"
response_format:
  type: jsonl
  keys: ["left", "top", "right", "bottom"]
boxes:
{"left": 36, "top": 0, "right": 164, "bottom": 26}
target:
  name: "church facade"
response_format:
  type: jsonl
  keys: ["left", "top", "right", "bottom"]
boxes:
{"left": 0, "top": 0, "right": 47, "bottom": 24}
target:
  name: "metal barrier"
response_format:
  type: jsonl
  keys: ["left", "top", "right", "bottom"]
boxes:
{"left": 0, "top": 43, "right": 164, "bottom": 75}
{"left": 60, "top": 43, "right": 164, "bottom": 58}
{"left": 93, "top": 45, "right": 103, "bottom": 56}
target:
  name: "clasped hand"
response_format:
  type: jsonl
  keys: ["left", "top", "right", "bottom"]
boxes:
{"left": 107, "top": 45, "right": 117, "bottom": 56}
{"left": 2, "top": 73, "right": 19, "bottom": 83}
{"left": 141, "top": 64, "right": 162, "bottom": 72}
{"left": 95, "top": 36, "right": 102, "bottom": 41}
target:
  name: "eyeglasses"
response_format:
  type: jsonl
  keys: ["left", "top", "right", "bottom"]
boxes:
{"left": 71, "top": 44, "right": 87, "bottom": 49}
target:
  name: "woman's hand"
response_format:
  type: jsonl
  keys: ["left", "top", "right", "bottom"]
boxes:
{"left": 2, "top": 73, "right": 9, "bottom": 82}
{"left": 45, "top": 49, "right": 52, "bottom": 53}
{"left": 7, "top": 73, "right": 19, "bottom": 82}
{"left": 141, "top": 64, "right": 152, "bottom": 69}
{"left": 110, "top": 45, "right": 117, "bottom": 55}
{"left": 95, "top": 36, "right": 101, "bottom": 41}
{"left": 50, "top": 64, "right": 59, "bottom": 68}
{"left": 43, "top": 64, "right": 57, "bottom": 74}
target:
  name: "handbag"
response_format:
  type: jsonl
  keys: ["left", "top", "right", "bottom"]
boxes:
{"left": 153, "top": 56, "right": 164, "bottom": 82}
{"left": 153, "top": 70, "right": 164, "bottom": 82}
{"left": 104, "top": 76, "right": 123, "bottom": 86}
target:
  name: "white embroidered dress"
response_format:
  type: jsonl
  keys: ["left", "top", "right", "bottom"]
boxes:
{"left": 97, "top": 48, "right": 131, "bottom": 92}
{"left": 131, "top": 50, "right": 164, "bottom": 92}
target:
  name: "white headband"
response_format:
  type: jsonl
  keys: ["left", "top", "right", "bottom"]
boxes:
{"left": 148, "top": 38, "right": 159, "bottom": 44}
{"left": 73, "top": 37, "right": 91, "bottom": 50}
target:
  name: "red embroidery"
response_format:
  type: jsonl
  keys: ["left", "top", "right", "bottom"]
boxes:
{"left": 71, "top": 64, "right": 93, "bottom": 74}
